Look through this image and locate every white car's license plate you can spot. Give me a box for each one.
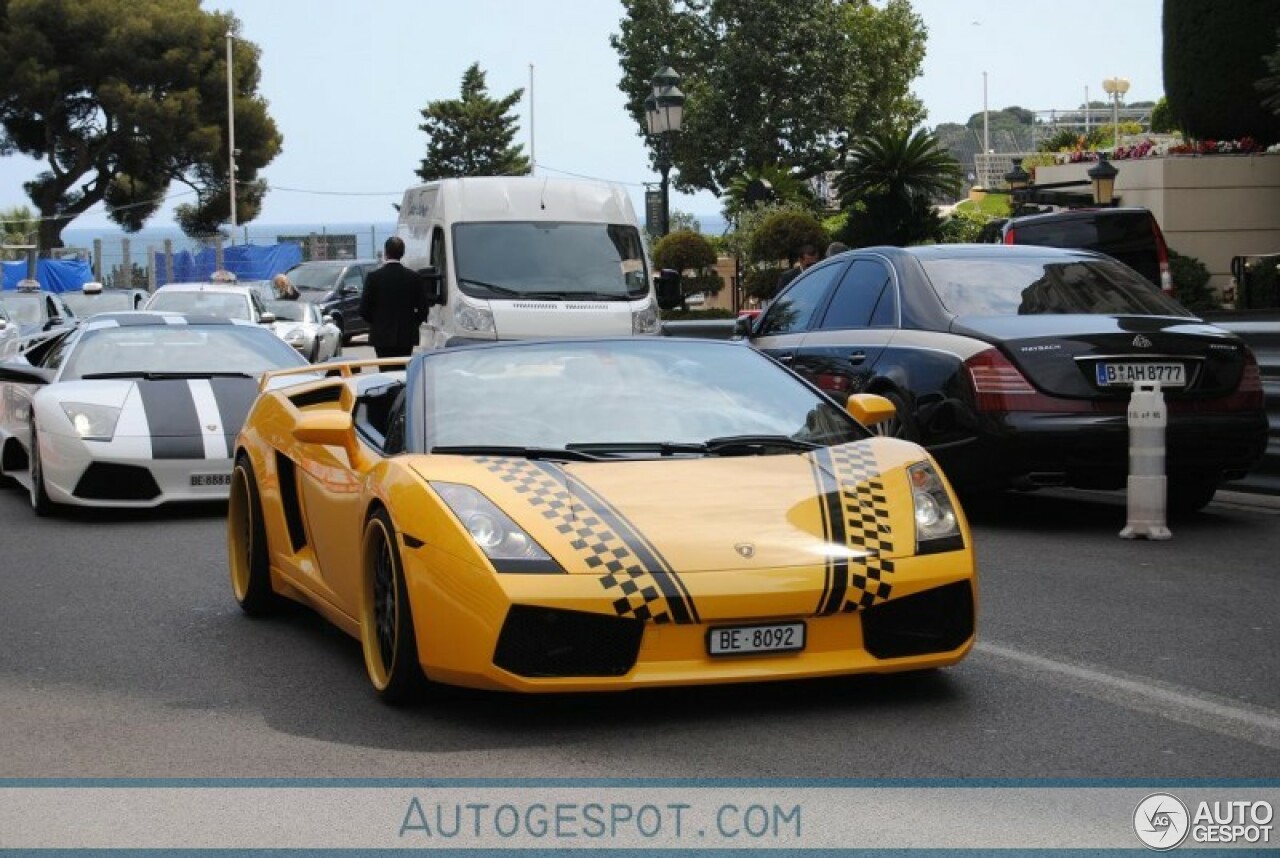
[190,473,232,487]
[707,622,806,656]
[1095,362,1185,387]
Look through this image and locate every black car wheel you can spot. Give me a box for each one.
[360,507,427,704]
[1167,475,1219,515]
[28,423,57,517]
[228,453,280,615]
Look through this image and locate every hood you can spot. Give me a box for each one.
[412,439,927,574]
[951,314,1249,398]
[487,298,637,339]
[48,376,259,458]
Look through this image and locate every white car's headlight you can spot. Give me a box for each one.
[283,328,307,345]
[454,298,495,334]
[908,461,963,554]
[60,402,122,441]
[432,482,559,572]
[631,302,660,335]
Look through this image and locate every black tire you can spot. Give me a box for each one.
[332,314,353,346]
[28,423,57,517]
[1167,475,1218,515]
[360,507,427,705]
[867,390,920,442]
[227,453,279,615]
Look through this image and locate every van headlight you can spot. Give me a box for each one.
[631,302,660,335]
[61,402,122,441]
[908,461,963,554]
[454,298,495,334]
[433,482,560,571]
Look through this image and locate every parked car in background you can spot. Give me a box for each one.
[60,282,147,316]
[978,206,1173,294]
[0,283,77,341]
[744,244,1267,512]
[284,259,378,344]
[228,338,975,701]
[143,282,275,325]
[0,313,309,515]
[265,298,342,362]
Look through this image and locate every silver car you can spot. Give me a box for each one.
[265,298,342,362]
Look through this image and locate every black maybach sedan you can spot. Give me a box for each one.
[745,244,1267,512]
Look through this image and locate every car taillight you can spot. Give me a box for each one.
[1152,219,1173,295]
[965,348,1037,411]
[1003,228,1016,245]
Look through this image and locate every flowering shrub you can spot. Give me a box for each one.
[1048,136,1271,164]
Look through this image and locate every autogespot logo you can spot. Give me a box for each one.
[1134,793,1190,850]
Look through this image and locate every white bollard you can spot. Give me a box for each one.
[1119,381,1172,540]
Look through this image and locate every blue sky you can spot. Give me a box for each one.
[0,0,1163,229]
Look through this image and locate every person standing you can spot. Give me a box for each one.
[360,236,426,358]
[775,243,820,293]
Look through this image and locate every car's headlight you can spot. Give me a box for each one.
[60,402,122,441]
[631,302,660,335]
[432,482,561,572]
[283,328,307,345]
[454,298,495,334]
[908,461,963,554]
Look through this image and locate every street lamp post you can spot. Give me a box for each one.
[1101,76,1130,150]
[226,29,238,231]
[644,66,684,237]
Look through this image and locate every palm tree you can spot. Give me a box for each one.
[835,128,962,247]
[722,165,819,222]
[1,205,38,260]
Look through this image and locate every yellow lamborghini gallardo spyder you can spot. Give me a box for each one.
[228,338,976,702]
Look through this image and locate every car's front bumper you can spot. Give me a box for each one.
[402,543,977,693]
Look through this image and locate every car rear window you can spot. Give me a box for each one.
[1007,212,1161,285]
[920,256,1192,317]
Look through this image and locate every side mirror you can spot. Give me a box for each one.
[846,393,896,428]
[259,312,277,325]
[293,409,366,467]
[418,267,445,307]
[655,269,682,311]
[733,315,754,339]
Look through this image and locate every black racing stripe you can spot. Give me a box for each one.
[137,379,203,459]
[812,448,850,616]
[208,377,259,457]
[540,462,700,625]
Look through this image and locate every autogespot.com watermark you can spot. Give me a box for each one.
[1134,793,1273,850]
[399,797,802,843]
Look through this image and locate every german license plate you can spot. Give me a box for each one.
[1095,362,1185,387]
[707,622,806,656]
[190,472,232,487]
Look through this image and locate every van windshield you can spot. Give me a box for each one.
[287,264,345,292]
[453,222,649,300]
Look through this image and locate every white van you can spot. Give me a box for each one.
[396,176,680,349]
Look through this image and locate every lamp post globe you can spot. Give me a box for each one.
[1102,76,1130,150]
[645,66,684,237]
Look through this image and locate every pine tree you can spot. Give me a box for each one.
[416,64,531,181]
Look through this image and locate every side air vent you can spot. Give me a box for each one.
[274,452,308,552]
[289,387,343,409]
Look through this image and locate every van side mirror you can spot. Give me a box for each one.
[733,314,754,339]
[655,269,682,311]
[419,267,445,307]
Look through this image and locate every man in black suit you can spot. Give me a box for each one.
[360,236,427,358]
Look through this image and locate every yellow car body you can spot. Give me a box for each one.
[229,342,976,700]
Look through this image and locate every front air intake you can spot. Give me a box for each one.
[861,581,975,659]
[494,605,644,677]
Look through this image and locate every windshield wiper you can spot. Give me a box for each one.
[701,435,820,455]
[457,278,522,297]
[429,444,599,462]
[523,291,628,301]
[566,441,708,456]
[80,371,254,380]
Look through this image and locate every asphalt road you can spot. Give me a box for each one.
[1,343,1277,779]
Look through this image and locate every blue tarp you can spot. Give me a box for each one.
[2,259,94,293]
[157,243,303,286]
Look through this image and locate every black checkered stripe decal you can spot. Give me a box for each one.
[809,444,895,614]
[475,458,699,625]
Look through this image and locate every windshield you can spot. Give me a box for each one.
[145,290,252,320]
[420,340,863,452]
[921,257,1192,317]
[0,293,44,325]
[60,324,307,380]
[453,222,648,300]
[287,264,345,292]
[266,300,317,322]
[62,292,135,315]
